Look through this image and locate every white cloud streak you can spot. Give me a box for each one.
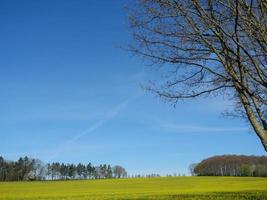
[160,122,249,134]
[49,93,142,160]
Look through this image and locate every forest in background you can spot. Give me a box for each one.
[0,156,127,181]
[193,155,267,177]
[1,155,267,182]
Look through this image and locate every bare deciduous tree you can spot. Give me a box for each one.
[128,0,267,151]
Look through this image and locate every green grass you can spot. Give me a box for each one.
[0,177,267,200]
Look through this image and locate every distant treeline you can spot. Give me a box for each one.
[0,156,127,181]
[193,155,267,177]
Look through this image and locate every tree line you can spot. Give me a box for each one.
[192,155,267,177]
[0,156,127,181]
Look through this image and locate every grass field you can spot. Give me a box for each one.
[0,177,267,200]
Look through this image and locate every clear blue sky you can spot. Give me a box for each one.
[0,0,265,175]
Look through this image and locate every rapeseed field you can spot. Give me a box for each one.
[0,177,267,200]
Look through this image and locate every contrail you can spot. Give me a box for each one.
[49,92,142,160]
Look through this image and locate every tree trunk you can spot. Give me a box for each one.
[239,92,267,151]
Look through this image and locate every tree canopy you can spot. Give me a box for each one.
[193,155,267,177]
[0,156,127,181]
[129,0,267,150]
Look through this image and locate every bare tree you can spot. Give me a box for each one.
[128,0,267,151]
[112,165,127,178]
[189,163,198,176]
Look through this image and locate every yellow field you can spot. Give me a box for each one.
[0,177,267,200]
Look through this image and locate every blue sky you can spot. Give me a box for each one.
[0,0,265,175]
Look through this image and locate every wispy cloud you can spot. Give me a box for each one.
[49,92,142,160]
[160,122,249,134]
